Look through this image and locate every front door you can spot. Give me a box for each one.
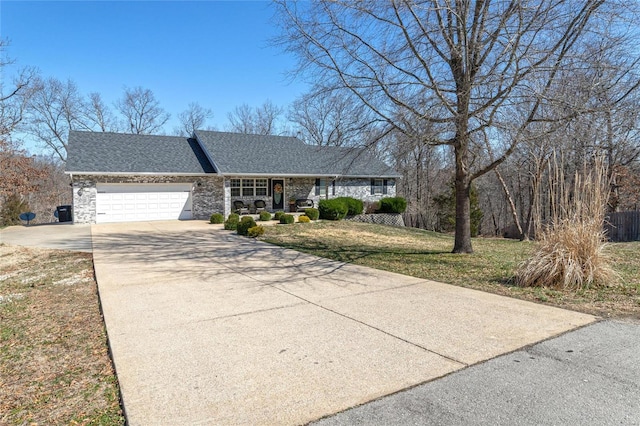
[272,179,284,210]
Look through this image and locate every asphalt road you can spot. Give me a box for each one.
[313,319,640,425]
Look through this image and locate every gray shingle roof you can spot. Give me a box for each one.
[66,131,215,174]
[65,130,399,178]
[194,130,398,177]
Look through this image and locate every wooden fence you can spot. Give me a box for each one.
[605,211,640,242]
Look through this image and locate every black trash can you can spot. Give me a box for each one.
[56,205,72,222]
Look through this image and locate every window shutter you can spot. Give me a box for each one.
[371,179,375,195]
[383,179,388,195]
[315,178,320,196]
[268,179,272,197]
[332,180,336,195]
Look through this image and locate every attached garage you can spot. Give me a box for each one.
[96,183,193,223]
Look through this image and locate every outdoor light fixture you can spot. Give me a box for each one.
[77,188,83,196]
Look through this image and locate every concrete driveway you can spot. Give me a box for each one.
[0,222,92,252]
[91,220,596,425]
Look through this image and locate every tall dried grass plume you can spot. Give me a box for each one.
[516,155,617,290]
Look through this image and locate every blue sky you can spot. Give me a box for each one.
[1,0,309,153]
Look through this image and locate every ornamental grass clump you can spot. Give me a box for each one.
[516,156,617,290]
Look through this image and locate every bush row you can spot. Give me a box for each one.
[216,196,404,228]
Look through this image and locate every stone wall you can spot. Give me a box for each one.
[345,213,405,227]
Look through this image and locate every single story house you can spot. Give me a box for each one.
[65,130,400,224]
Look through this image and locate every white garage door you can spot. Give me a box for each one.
[96,183,193,223]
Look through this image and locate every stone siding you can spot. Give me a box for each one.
[335,178,396,202]
[71,174,397,223]
[72,177,97,224]
[192,176,224,219]
[70,174,223,224]
[286,177,397,206]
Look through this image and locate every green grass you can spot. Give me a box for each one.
[262,221,640,318]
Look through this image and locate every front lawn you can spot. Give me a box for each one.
[262,221,640,319]
[0,244,124,425]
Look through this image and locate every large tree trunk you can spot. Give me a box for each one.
[453,135,473,253]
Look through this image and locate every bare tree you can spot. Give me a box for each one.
[83,92,120,132]
[288,87,376,146]
[226,100,283,135]
[0,41,37,137]
[275,0,634,253]
[115,86,170,135]
[25,77,86,161]
[174,102,213,136]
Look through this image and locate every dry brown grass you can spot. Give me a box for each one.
[0,244,124,425]
[516,156,616,290]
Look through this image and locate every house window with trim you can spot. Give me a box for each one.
[371,179,388,195]
[315,178,335,198]
[242,179,255,196]
[231,178,269,197]
[255,179,268,196]
[230,179,241,197]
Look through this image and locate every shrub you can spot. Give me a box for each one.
[237,216,257,236]
[247,225,265,238]
[224,213,240,230]
[259,211,272,221]
[378,197,407,214]
[304,207,319,221]
[298,215,311,223]
[318,199,348,220]
[209,213,224,224]
[334,197,364,216]
[279,214,295,224]
[0,194,29,227]
[273,211,285,221]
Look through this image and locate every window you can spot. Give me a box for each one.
[371,179,388,195]
[317,178,327,197]
[255,179,268,196]
[315,178,335,197]
[230,179,241,197]
[242,179,254,196]
[230,178,269,197]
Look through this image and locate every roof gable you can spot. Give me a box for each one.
[66,131,215,174]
